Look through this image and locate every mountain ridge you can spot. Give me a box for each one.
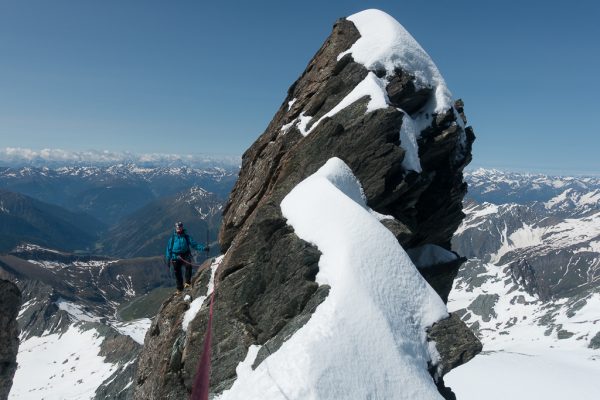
[0,189,106,253]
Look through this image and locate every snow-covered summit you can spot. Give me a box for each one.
[340,9,452,113]
[282,9,465,174]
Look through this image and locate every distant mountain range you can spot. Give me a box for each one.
[0,163,236,257]
[0,164,238,225]
[99,186,223,258]
[466,168,600,204]
[7,163,597,398]
[0,189,106,253]
[449,168,600,352]
[0,148,240,169]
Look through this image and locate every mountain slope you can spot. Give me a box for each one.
[446,169,600,399]
[0,189,105,252]
[98,186,223,258]
[1,245,174,399]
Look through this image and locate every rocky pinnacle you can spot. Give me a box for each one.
[133,13,478,399]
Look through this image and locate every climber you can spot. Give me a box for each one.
[166,221,210,293]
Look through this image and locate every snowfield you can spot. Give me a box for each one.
[216,158,447,399]
[445,346,600,400]
[11,326,117,400]
[447,261,600,400]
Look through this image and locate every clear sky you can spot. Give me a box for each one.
[0,0,598,174]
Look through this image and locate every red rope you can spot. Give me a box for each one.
[178,255,208,269]
[190,268,218,400]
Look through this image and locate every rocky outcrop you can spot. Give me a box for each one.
[589,331,600,349]
[418,256,467,303]
[427,313,482,400]
[427,313,482,377]
[134,10,477,399]
[508,259,552,301]
[0,280,21,400]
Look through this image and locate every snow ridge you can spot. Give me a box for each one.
[218,158,447,399]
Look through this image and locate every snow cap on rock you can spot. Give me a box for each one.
[340,8,453,114]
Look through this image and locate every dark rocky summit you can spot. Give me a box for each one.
[0,279,21,400]
[133,15,478,399]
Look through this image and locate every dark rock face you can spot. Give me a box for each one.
[468,294,500,322]
[427,313,482,377]
[418,257,467,303]
[508,259,552,301]
[0,280,21,400]
[427,313,482,400]
[218,19,363,251]
[589,331,600,349]
[93,323,141,400]
[133,15,477,399]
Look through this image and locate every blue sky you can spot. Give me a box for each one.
[0,0,598,174]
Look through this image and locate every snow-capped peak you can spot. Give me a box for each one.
[281,10,462,174]
[340,9,452,114]
[545,188,600,212]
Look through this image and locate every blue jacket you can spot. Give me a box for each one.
[166,230,206,260]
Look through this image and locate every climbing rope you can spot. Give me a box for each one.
[189,259,219,400]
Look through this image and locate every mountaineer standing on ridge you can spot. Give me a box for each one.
[166,221,209,293]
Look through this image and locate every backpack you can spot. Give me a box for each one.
[169,232,191,257]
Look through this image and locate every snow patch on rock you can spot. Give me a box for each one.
[340,9,453,114]
[182,256,222,331]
